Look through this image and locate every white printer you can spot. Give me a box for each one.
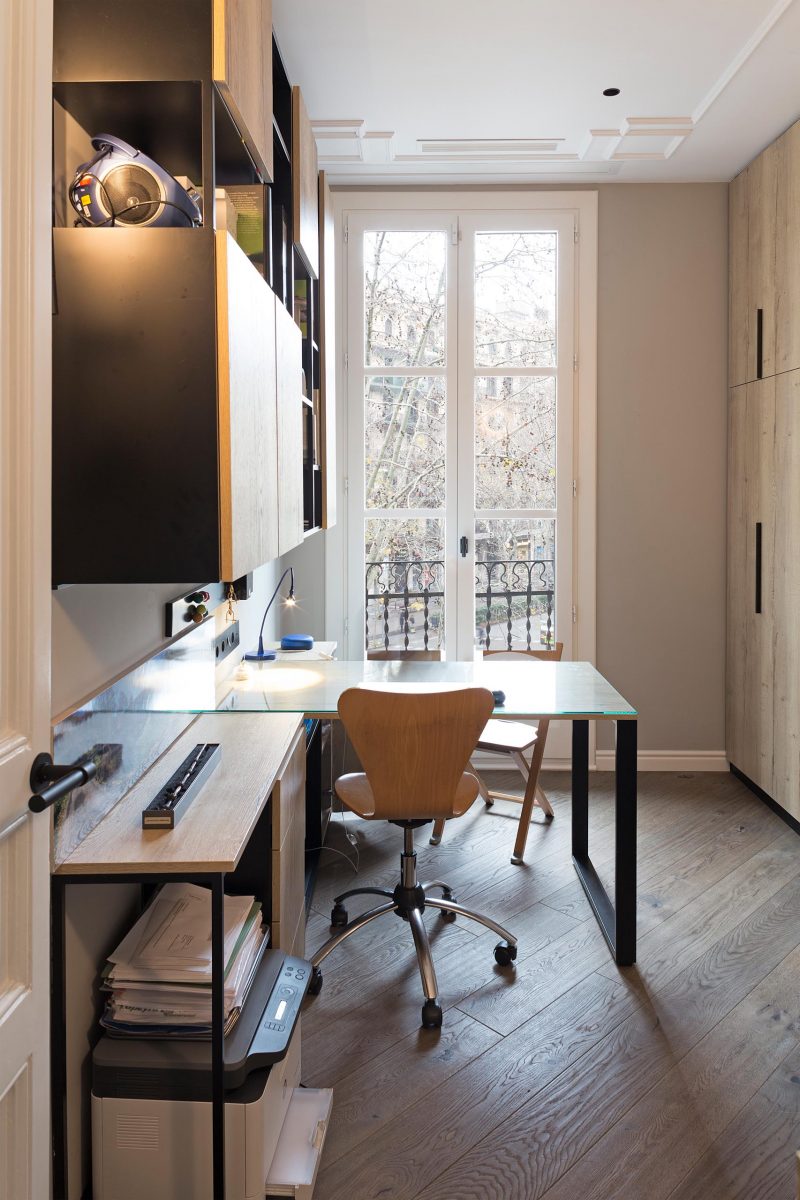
[91,951,309,1200]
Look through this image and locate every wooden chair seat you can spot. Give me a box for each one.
[335,770,480,820]
[477,719,538,754]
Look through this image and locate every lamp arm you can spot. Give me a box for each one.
[256,567,295,651]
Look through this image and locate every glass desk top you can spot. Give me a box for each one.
[210,660,637,721]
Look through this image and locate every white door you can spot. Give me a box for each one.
[0,0,54,1195]
[345,206,575,668]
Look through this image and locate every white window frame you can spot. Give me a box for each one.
[326,190,597,766]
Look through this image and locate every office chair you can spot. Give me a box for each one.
[430,643,564,864]
[307,684,518,1028]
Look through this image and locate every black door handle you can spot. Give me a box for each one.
[28,753,97,813]
[460,536,468,558]
[755,521,762,614]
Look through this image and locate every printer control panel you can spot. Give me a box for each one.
[249,956,309,1063]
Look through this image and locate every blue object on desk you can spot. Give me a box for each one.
[280,634,314,651]
[492,689,506,706]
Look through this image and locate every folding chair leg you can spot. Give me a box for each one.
[429,817,446,846]
[511,731,548,864]
[535,783,554,819]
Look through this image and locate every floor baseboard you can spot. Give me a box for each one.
[476,750,729,773]
[595,750,729,772]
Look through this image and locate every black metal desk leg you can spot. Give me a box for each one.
[572,720,589,859]
[211,874,225,1198]
[51,877,67,1200]
[614,719,637,966]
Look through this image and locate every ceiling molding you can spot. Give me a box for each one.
[691,0,796,123]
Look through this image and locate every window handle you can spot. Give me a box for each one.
[460,536,468,558]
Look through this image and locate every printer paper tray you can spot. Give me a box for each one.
[265,1087,333,1199]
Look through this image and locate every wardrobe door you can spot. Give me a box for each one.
[775,121,800,376]
[771,368,800,819]
[729,169,749,388]
[747,143,778,382]
[726,378,775,792]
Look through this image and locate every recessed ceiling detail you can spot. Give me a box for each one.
[283,0,800,184]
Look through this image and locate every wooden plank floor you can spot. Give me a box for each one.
[300,770,800,1200]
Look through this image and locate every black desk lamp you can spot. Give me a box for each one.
[244,567,296,661]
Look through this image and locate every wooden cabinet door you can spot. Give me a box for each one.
[726,378,775,793]
[771,368,800,819]
[217,232,279,579]
[275,298,304,554]
[729,169,749,388]
[775,120,800,377]
[291,85,319,278]
[318,171,336,529]
[271,728,306,952]
[746,142,779,382]
[213,0,273,182]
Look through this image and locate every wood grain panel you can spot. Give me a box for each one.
[729,169,749,388]
[216,231,278,579]
[213,0,273,182]
[775,119,800,376]
[275,298,304,553]
[726,378,776,795]
[291,86,319,277]
[318,171,336,528]
[56,713,303,874]
[271,727,306,950]
[747,140,779,381]
[771,367,800,821]
[273,725,305,849]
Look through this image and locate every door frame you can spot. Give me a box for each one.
[327,189,597,767]
[0,0,54,1193]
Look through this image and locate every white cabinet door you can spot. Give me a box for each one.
[0,0,53,1196]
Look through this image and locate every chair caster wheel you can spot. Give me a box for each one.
[330,904,348,929]
[308,967,323,996]
[421,999,443,1028]
[494,941,517,967]
[439,892,457,922]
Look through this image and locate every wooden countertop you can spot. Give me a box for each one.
[56,712,304,876]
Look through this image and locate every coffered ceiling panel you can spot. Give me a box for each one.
[273,0,800,183]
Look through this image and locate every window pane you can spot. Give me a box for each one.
[365,518,444,652]
[364,231,446,367]
[474,518,555,650]
[365,376,445,509]
[475,376,555,510]
[474,232,556,367]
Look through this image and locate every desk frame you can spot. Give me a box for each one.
[51,869,228,1200]
[571,719,637,965]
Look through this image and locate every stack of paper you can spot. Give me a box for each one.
[100,881,268,1038]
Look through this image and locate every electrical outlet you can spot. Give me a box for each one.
[214,622,240,664]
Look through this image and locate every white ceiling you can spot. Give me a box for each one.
[273,0,800,184]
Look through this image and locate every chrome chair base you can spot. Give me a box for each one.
[308,827,518,1028]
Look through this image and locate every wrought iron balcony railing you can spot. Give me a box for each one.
[365,557,555,653]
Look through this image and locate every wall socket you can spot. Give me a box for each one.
[214,621,240,664]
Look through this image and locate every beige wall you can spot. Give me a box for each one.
[595,184,728,751]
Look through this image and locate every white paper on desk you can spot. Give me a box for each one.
[108,881,254,978]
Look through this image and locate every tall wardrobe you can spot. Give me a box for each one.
[727,117,800,825]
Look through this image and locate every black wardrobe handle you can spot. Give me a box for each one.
[756,308,763,380]
[755,522,762,614]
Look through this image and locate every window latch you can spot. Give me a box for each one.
[460,536,468,558]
